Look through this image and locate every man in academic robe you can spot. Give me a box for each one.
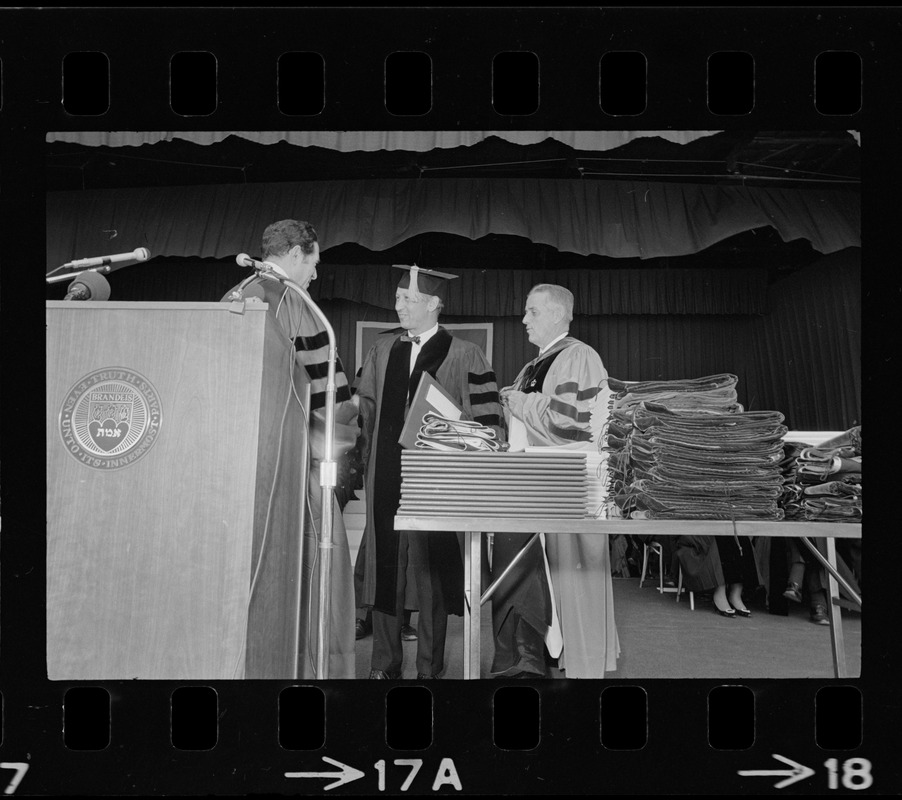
[356,265,505,679]
[222,218,359,679]
[494,283,620,678]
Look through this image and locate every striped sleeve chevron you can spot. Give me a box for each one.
[468,367,503,429]
[518,339,608,447]
[292,328,353,411]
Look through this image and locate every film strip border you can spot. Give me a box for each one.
[0,7,880,128]
[1,5,898,796]
[5,683,867,752]
[0,681,872,794]
[6,50,865,119]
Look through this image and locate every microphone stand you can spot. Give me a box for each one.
[243,266,338,680]
[45,266,109,284]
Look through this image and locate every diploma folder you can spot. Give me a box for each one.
[399,450,589,518]
[398,371,463,449]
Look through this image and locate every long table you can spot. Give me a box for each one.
[394,517,862,679]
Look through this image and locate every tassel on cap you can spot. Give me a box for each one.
[393,264,459,300]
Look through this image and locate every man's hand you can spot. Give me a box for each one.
[500,387,527,421]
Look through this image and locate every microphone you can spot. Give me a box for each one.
[236,253,272,271]
[63,270,112,301]
[62,247,150,271]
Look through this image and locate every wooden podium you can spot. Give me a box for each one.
[46,300,310,679]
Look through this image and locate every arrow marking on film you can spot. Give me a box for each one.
[285,757,365,790]
[738,753,815,789]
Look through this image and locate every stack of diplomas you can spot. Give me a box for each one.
[526,447,609,517]
[398,450,589,518]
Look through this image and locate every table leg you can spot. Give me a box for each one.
[800,536,853,679]
[825,537,847,679]
[463,530,482,679]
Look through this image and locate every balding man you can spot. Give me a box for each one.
[493,283,619,678]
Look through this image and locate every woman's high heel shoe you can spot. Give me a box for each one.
[713,603,736,618]
[728,587,750,617]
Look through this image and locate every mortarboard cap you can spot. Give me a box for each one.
[393,264,458,300]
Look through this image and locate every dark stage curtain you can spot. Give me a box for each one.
[46,178,859,271]
[240,299,766,399]
[52,249,859,430]
[315,264,768,316]
[45,258,771,319]
[308,269,861,430]
[753,249,861,429]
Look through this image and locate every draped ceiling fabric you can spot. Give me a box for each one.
[46,178,860,271]
[46,130,722,152]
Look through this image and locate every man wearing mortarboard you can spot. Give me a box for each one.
[356,264,506,679]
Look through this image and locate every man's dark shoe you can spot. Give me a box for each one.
[401,623,417,641]
[810,604,830,625]
[496,670,544,679]
[783,581,803,603]
[355,618,371,640]
[369,668,402,679]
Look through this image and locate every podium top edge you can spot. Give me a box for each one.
[46,301,270,311]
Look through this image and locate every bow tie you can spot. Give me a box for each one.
[400,334,421,345]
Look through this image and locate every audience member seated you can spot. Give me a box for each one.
[782,537,860,625]
[758,535,860,625]
[782,538,830,624]
[675,534,761,618]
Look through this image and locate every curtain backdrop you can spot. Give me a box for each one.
[314,265,768,316]
[44,259,769,316]
[46,130,721,152]
[319,252,860,429]
[47,178,860,270]
[47,249,860,430]
[753,249,861,429]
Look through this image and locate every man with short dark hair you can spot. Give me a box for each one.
[223,219,359,678]
[260,219,320,277]
[356,265,505,679]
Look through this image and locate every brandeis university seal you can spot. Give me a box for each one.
[59,368,162,470]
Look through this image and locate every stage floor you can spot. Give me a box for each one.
[353,576,861,680]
